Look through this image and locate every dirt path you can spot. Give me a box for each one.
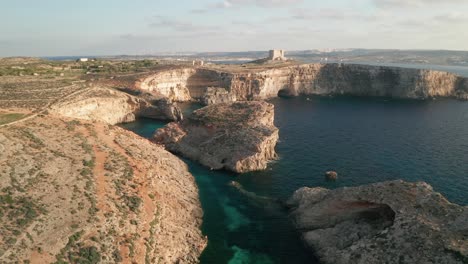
[0,83,88,128]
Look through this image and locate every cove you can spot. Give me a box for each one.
[121,96,468,263]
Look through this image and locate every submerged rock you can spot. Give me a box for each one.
[325,171,338,181]
[287,180,468,264]
[153,101,279,173]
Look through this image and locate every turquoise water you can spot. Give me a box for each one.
[121,96,468,263]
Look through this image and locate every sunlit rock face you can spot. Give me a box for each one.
[50,87,181,125]
[287,180,468,264]
[229,64,468,100]
[137,68,230,102]
[137,64,468,102]
[153,101,279,173]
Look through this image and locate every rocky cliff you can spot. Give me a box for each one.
[136,64,468,102]
[50,87,181,125]
[0,116,206,263]
[287,180,468,264]
[153,101,279,173]
[229,64,468,100]
[137,68,229,102]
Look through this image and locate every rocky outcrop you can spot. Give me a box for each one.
[0,116,206,263]
[287,180,468,264]
[153,101,279,173]
[50,87,181,125]
[136,64,468,102]
[201,87,237,105]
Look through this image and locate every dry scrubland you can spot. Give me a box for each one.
[0,116,205,263]
[0,58,206,263]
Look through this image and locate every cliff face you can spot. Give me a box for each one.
[137,68,229,102]
[50,87,181,125]
[153,101,279,173]
[230,64,468,100]
[0,116,206,263]
[287,180,468,264]
[136,64,468,102]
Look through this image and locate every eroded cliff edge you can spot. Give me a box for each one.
[153,101,279,173]
[287,180,468,264]
[50,87,182,125]
[136,63,468,102]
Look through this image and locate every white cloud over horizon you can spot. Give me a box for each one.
[0,0,467,56]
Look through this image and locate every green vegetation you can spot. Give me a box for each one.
[124,195,142,212]
[54,231,101,264]
[0,113,26,125]
[145,205,161,264]
[20,129,45,148]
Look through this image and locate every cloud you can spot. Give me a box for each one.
[290,8,376,21]
[148,16,220,33]
[433,12,468,23]
[373,0,465,8]
[192,0,303,13]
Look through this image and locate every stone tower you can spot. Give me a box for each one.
[268,50,286,60]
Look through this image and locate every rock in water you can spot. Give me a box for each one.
[153,101,279,173]
[287,180,468,264]
[325,171,338,181]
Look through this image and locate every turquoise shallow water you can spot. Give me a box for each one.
[121,96,468,264]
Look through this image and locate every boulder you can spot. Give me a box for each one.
[325,171,338,181]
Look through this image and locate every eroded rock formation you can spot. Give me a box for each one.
[136,64,468,102]
[50,87,181,125]
[287,180,468,264]
[153,101,279,173]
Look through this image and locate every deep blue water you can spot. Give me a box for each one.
[121,96,468,264]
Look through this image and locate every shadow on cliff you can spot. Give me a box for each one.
[186,69,230,99]
[313,63,405,97]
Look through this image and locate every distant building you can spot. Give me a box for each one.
[77,58,89,62]
[268,50,286,61]
[193,60,204,66]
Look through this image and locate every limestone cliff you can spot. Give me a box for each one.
[137,68,229,102]
[50,87,181,125]
[229,64,468,100]
[153,101,279,173]
[287,180,468,264]
[0,116,206,263]
[201,87,237,105]
[136,64,468,102]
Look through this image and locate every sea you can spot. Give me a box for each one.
[120,64,468,264]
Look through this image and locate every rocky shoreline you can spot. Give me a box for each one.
[287,180,468,264]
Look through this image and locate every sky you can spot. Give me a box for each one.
[0,0,467,56]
